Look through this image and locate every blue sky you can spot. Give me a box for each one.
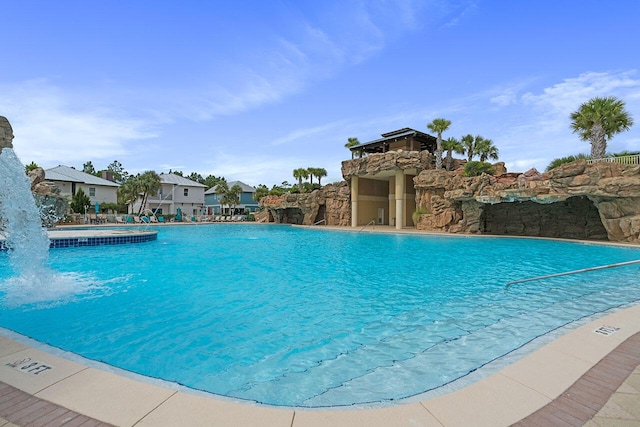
[2,0,639,186]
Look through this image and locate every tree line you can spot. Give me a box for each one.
[345,96,635,175]
[345,120,500,176]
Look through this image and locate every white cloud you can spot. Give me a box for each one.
[0,80,157,167]
[521,70,640,114]
[270,120,349,146]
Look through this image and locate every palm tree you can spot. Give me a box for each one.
[570,96,634,160]
[215,180,229,215]
[293,168,309,191]
[136,171,161,215]
[314,167,327,185]
[223,184,242,215]
[345,137,360,148]
[117,177,141,212]
[460,134,475,162]
[345,137,360,159]
[441,137,465,171]
[475,138,499,162]
[426,118,452,170]
[307,167,316,185]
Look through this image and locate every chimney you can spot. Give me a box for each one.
[102,171,115,182]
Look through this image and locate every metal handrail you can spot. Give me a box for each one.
[359,219,377,232]
[313,218,326,226]
[505,259,640,291]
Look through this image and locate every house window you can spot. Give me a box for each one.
[184,188,189,197]
[89,187,96,196]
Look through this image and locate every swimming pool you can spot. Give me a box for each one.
[1,224,639,407]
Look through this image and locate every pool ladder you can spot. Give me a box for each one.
[359,219,377,232]
[505,259,640,291]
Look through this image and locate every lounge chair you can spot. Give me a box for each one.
[125,215,134,224]
[116,216,125,224]
[141,216,150,223]
[158,216,165,223]
[134,216,142,224]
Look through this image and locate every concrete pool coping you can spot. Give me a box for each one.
[0,303,638,426]
[1,225,639,426]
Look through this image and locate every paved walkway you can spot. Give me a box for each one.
[1,333,639,426]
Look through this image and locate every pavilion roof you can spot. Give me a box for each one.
[349,128,437,155]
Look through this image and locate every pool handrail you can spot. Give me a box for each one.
[359,219,377,232]
[505,259,640,291]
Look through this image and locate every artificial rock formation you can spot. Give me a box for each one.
[0,116,14,152]
[414,161,640,243]
[28,167,68,227]
[260,149,640,243]
[341,150,434,180]
[0,116,67,227]
[260,182,351,226]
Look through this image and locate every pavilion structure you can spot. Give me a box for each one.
[345,128,437,230]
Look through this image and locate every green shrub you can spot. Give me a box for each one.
[69,188,91,213]
[412,206,431,225]
[463,161,495,177]
[545,153,590,171]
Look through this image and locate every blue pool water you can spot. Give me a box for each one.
[1,224,639,407]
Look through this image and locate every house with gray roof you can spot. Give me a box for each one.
[45,165,119,207]
[139,173,207,217]
[204,181,258,215]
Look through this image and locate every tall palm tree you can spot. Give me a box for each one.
[293,168,309,191]
[570,96,634,159]
[117,177,140,211]
[314,167,327,185]
[441,137,465,171]
[223,184,242,215]
[475,138,499,162]
[215,180,229,215]
[307,167,316,185]
[136,171,161,215]
[460,134,475,162]
[345,137,360,159]
[427,118,452,170]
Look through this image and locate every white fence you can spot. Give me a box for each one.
[586,154,640,165]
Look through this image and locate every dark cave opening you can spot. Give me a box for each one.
[479,196,608,240]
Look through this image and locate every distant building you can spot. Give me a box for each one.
[204,181,258,215]
[45,165,119,208]
[139,173,206,217]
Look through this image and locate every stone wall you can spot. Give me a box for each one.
[414,161,640,243]
[259,182,351,226]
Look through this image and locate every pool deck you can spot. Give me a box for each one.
[1,224,639,426]
[0,304,638,426]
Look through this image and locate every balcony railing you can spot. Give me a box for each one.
[587,154,640,165]
[147,194,173,201]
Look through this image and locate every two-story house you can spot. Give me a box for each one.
[204,181,258,215]
[45,165,119,209]
[141,173,207,217]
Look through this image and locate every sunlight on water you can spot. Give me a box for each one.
[0,148,94,306]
